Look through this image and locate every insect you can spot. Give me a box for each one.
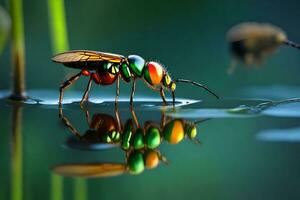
[54,106,206,177]
[226,22,300,73]
[52,50,219,106]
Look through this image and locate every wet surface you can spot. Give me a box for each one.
[1,88,300,200]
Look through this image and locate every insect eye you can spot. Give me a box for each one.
[163,74,171,87]
[170,82,176,91]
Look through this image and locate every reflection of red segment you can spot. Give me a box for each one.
[92,72,117,85]
[81,70,91,76]
[148,62,163,85]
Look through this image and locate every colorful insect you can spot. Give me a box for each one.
[52,50,219,106]
[54,106,206,177]
[226,22,300,73]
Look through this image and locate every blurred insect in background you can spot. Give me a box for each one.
[53,107,207,177]
[52,50,219,107]
[226,22,300,74]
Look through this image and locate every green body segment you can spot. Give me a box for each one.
[128,151,145,174]
[101,132,112,143]
[127,55,145,77]
[144,67,152,84]
[145,127,161,149]
[110,130,121,141]
[120,63,132,82]
[132,128,145,149]
[121,121,133,150]
[101,131,120,143]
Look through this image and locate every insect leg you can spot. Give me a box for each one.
[115,75,120,105]
[60,107,82,138]
[172,91,176,107]
[114,104,122,131]
[160,87,167,105]
[80,77,92,106]
[130,78,136,106]
[59,72,82,105]
[130,106,140,128]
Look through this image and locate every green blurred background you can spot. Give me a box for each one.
[1,0,300,98]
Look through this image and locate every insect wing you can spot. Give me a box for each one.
[52,163,126,178]
[52,50,126,63]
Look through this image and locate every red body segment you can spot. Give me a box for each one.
[81,70,91,76]
[91,72,117,85]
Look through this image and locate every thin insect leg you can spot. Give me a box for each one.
[160,112,167,128]
[80,105,91,126]
[130,106,140,128]
[130,78,136,106]
[160,87,167,105]
[80,77,92,106]
[172,91,176,107]
[227,59,237,75]
[60,108,82,138]
[59,72,82,105]
[115,75,120,105]
[115,104,121,131]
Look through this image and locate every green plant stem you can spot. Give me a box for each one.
[11,105,23,200]
[9,0,26,100]
[74,178,87,200]
[48,0,69,54]
[51,175,64,200]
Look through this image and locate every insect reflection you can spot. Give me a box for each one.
[226,22,300,73]
[52,107,208,177]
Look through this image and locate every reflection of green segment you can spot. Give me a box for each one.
[102,131,121,143]
[163,120,175,142]
[110,131,120,142]
[128,151,145,174]
[145,127,161,149]
[132,128,144,149]
[121,120,133,150]
[128,55,145,77]
[120,63,132,82]
[185,124,197,139]
[101,132,112,143]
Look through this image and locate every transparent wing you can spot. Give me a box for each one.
[52,163,126,178]
[52,50,126,63]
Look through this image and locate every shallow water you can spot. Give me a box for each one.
[1,89,300,200]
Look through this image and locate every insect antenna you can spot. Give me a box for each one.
[174,79,220,99]
[284,40,300,50]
